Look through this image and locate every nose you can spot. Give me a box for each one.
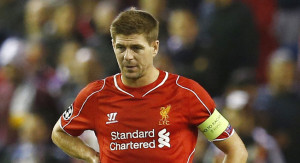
[124,49,134,61]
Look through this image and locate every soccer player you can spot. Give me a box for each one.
[51,8,248,163]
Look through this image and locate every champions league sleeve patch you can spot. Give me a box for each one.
[63,104,74,120]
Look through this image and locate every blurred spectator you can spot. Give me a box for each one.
[0,37,62,162]
[0,1,299,162]
[0,37,25,158]
[253,48,300,162]
[49,41,103,110]
[76,0,98,40]
[153,54,175,74]
[197,0,259,96]
[1,113,70,163]
[138,0,168,21]
[241,0,279,83]
[277,0,300,9]
[24,0,51,40]
[86,0,119,76]
[50,2,79,40]
[297,37,300,93]
[44,1,83,68]
[0,0,25,40]
[118,0,137,11]
[298,37,300,71]
[48,45,103,163]
[273,0,300,54]
[0,37,60,150]
[166,0,200,13]
[166,9,208,90]
[138,0,169,45]
[6,38,59,128]
[201,68,285,162]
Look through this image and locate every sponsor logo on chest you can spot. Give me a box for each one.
[108,105,172,151]
[109,128,170,151]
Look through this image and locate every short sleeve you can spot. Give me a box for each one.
[177,78,215,126]
[60,80,104,136]
[177,77,234,141]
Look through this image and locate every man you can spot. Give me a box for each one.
[52,8,248,163]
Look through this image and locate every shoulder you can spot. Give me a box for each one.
[80,74,118,93]
[173,74,205,93]
[77,73,120,96]
[74,79,107,105]
[163,71,205,92]
[172,73,215,110]
[81,80,105,94]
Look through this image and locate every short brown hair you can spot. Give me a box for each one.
[110,8,159,44]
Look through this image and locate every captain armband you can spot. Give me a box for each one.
[198,109,229,141]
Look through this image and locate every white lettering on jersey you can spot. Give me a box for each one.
[109,129,172,150]
[158,128,170,148]
[106,112,118,124]
[111,129,155,140]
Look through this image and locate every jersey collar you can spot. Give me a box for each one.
[114,70,168,98]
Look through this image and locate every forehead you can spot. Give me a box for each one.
[114,34,148,45]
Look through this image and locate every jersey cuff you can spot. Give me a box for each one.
[59,117,75,137]
[212,129,235,142]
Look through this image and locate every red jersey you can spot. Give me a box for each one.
[60,70,234,163]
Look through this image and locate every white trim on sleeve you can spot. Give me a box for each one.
[175,75,212,115]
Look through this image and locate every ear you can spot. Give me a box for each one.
[152,40,159,57]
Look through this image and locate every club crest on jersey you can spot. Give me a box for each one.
[63,104,73,120]
[159,105,171,125]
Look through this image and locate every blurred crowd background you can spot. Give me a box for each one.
[0,0,299,162]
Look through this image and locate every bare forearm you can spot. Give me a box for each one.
[52,131,96,160]
[51,121,99,163]
[214,132,248,163]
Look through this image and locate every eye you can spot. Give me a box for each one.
[131,45,144,52]
[116,45,125,52]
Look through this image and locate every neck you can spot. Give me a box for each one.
[121,67,160,88]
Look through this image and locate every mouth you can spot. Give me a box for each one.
[124,65,138,71]
[125,66,136,68]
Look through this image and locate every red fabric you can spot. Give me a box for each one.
[60,70,233,162]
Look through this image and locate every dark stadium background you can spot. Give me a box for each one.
[0,0,299,162]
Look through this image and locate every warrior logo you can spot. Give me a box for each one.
[158,128,170,148]
[63,105,73,120]
[106,112,118,124]
[159,105,171,125]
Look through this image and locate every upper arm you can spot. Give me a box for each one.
[176,77,216,125]
[51,118,70,145]
[60,80,104,136]
[177,77,234,141]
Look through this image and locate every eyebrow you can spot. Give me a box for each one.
[115,43,145,48]
[115,43,125,47]
[130,44,144,49]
